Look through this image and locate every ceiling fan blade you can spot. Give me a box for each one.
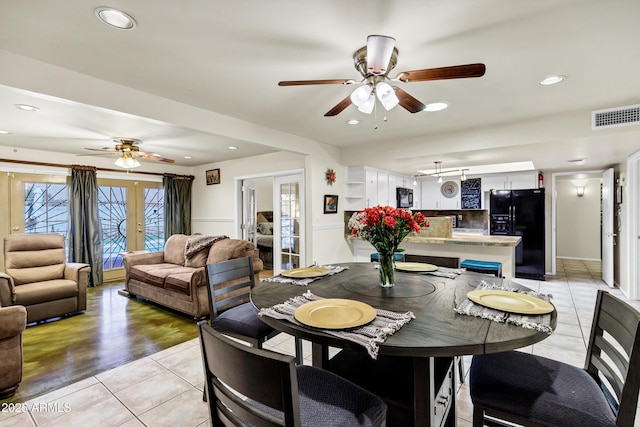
[77,152,118,157]
[393,87,426,113]
[397,63,486,83]
[324,95,353,117]
[367,35,396,75]
[278,79,355,86]
[85,147,117,153]
[137,151,175,163]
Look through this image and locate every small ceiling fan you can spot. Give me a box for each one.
[278,35,486,116]
[84,138,175,168]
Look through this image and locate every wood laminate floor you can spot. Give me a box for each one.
[4,282,200,404]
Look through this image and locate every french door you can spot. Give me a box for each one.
[273,173,305,273]
[95,178,164,281]
[6,173,163,281]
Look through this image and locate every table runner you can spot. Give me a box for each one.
[258,290,415,359]
[261,265,348,286]
[454,281,553,334]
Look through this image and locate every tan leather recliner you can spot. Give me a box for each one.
[0,304,27,398]
[0,233,91,323]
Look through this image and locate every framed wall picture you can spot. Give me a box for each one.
[324,195,338,214]
[206,168,220,185]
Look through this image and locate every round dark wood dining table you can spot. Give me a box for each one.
[251,262,557,427]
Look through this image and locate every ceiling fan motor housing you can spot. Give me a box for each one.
[353,46,399,78]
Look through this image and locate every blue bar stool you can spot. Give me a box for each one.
[460,259,502,277]
[370,253,405,262]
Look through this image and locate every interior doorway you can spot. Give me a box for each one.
[238,170,305,275]
[551,170,611,286]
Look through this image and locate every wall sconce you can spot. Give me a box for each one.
[576,186,585,197]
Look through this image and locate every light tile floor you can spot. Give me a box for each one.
[2,259,638,427]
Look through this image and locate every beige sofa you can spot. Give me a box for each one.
[123,234,263,319]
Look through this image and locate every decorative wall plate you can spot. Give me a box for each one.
[441,181,459,198]
[325,168,336,185]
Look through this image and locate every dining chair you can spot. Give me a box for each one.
[469,289,640,427]
[205,256,302,364]
[198,322,387,427]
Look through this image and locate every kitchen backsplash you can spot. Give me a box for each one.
[343,209,488,235]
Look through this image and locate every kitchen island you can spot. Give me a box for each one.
[348,233,522,279]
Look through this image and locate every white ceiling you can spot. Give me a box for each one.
[0,0,639,175]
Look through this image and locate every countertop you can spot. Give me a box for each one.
[402,233,521,247]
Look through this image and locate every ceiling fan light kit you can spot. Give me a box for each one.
[278,34,485,118]
[114,153,141,169]
[84,138,175,168]
[375,82,399,110]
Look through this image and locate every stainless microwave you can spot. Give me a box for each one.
[396,187,413,208]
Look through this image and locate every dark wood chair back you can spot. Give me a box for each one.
[199,322,301,426]
[586,290,640,425]
[206,256,255,318]
[403,254,459,268]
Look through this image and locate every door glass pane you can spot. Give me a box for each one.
[245,185,256,243]
[98,186,127,270]
[24,182,69,238]
[144,187,164,252]
[280,182,300,270]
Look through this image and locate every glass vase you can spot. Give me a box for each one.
[378,250,396,288]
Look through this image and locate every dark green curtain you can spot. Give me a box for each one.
[69,166,104,287]
[163,174,193,238]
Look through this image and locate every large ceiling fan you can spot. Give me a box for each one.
[84,138,175,168]
[278,35,486,116]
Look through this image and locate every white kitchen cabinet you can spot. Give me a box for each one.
[365,168,378,206]
[420,179,461,209]
[481,175,507,192]
[388,174,415,208]
[420,180,441,209]
[346,166,415,209]
[507,172,537,189]
[377,171,389,206]
[481,171,538,191]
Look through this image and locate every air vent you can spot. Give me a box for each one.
[592,104,640,130]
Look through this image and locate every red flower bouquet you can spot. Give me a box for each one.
[348,205,429,287]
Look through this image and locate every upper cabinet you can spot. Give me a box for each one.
[420,171,539,210]
[481,172,538,192]
[345,166,414,210]
[420,179,461,209]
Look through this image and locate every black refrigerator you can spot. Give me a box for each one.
[490,189,545,280]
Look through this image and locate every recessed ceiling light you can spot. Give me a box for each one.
[95,7,137,30]
[346,119,360,125]
[0,130,10,134]
[183,156,192,159]
[14,104,40,112]
[539,75,566,86]
[228,146,238,150]
[424,102,448,112]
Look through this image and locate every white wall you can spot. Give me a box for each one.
[556,178,601,260]
[244,176,273,212]
[304,154,352,266]
[191,151,305,237]
[190,147,353,266]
